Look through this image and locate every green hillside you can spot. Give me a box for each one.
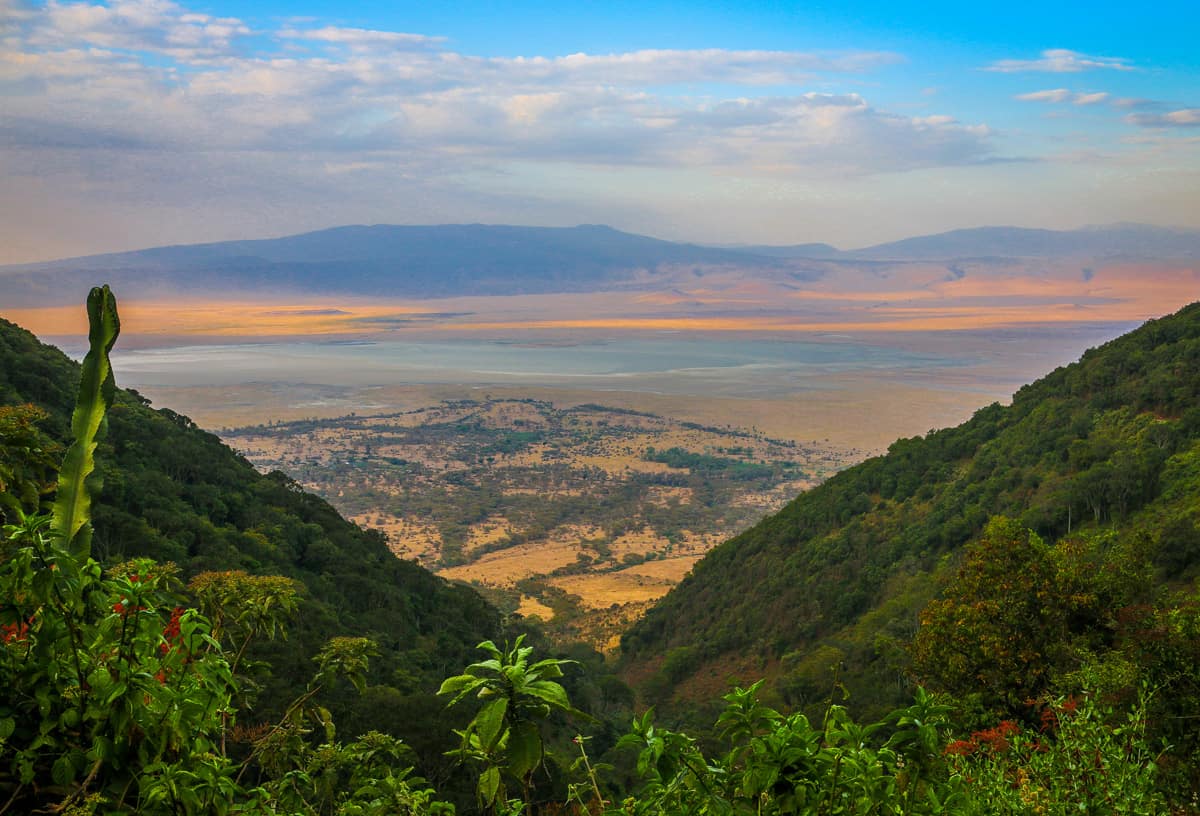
[5,295,1200,812]
[623,302,1200,715]
[0,315,503,781]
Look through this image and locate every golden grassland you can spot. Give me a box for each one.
[222,398,847,652]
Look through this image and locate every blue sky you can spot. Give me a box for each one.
[1,0,1197,262]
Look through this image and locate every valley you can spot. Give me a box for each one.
[222,396,858,650]
[6,0,1200,806]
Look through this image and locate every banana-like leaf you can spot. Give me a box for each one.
[51,285,120,556]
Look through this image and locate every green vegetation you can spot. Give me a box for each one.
[4,290,1200,812]
[623,302,1200,725]
[644,446,777,481]
[0,306,509,800]
[439,636,589,809]
[0,289,451,812]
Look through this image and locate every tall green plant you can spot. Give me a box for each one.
[440,635,588,812]
[51,284,120,556]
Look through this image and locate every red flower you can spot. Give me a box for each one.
[944,739,976,757]
[1,621,30,644]
[162,607,184,641]
[970,720,1020,753]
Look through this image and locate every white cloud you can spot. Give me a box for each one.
[0,1,983,175]
[28,0,250,59]
[1014,89,1111,106]
[278,25,442,50]
[1015,89,1071,103]
[0,0,1023,259]
[1127,108,1200,128]
[986,49,1133,73]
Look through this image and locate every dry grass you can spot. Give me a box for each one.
[348,513,441,563]
[438,539,582,586]
[515,595,555,621]
[464,516,514,557]
[548,571,676,610]
[621,555,704,583]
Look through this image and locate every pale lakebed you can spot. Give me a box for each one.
[50,323,1138,448]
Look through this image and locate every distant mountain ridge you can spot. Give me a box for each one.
[743,223,1200,261]
[0,224,775,306]
[1,222,1196,307]
[846,223,1200,261]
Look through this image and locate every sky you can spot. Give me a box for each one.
[2,0,1199,263]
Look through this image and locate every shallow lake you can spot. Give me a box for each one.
[107,335,975,398]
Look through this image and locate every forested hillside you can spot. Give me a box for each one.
[0,314,505,784]
[5,294,1200,812]
[624,301,1200,717]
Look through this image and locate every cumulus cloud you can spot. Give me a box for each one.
[1,0,986,174]
[26,0,251,59]
[986,49,1133,73]
[0,0,1014,259]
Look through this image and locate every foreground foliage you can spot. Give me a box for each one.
[3,290,1197,813]
[0,287,450,813]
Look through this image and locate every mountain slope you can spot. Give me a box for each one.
[849,223,1200,260]
[7,222,1196,309]
[0,315,502,770]
[739,224,1200,261]
[0,224,778,306]
[622,301,1200,713]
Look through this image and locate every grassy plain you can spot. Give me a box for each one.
[222,396,852,650]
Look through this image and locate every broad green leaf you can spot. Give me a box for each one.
[475,640,502,659]
[52,753,75,786]
[438,675,487,707]
[51,285,120,556]
[88,736,114,763]
[522,680,571,710]
[478,765,500,806]
[507,720,541,780]
[475,697,508,750]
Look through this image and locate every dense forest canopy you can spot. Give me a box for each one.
[624,303,1200,712]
